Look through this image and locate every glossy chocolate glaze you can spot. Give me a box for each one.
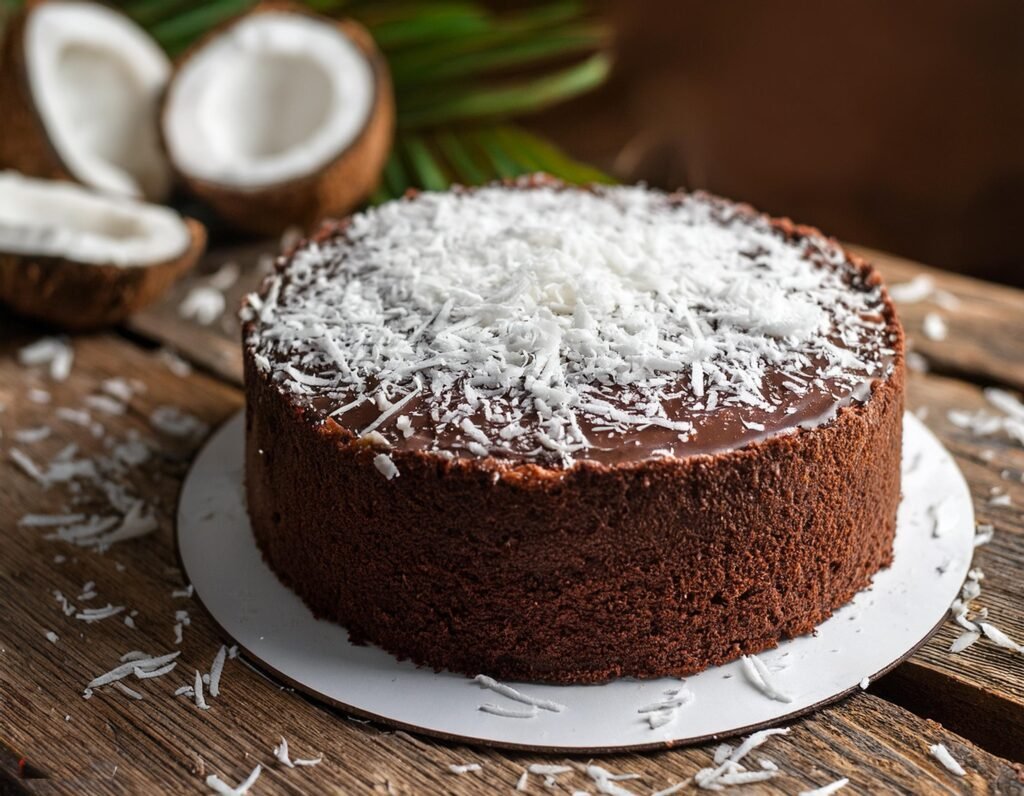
[254,183,899,468]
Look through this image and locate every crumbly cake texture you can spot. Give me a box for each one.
[242,176,905,683]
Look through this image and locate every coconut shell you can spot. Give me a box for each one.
[165,10,395,236]
[0,218,206,331]
[0,6,75,185]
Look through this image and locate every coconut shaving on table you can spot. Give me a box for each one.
[242,179,897,470]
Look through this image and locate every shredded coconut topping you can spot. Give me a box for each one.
[244,180,894,466]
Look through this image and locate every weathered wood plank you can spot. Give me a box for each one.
[852,245,1024,393]
[1,317,1022,792]
[124,241,269,386]
[878,370,1024,761]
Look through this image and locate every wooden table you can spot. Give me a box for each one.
[1,241,1022,794]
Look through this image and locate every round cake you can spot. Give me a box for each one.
[241,175,905,684]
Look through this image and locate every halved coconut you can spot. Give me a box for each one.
[0,1,172,201]
[0,172,205,330]
[162,7,394,236]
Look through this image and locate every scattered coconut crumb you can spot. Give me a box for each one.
[85,394,126,415]
[888,275,935,304]
[973,524,994,547]
[859,677,870,690]
[929,743,966,777]
[44,631,58,644]
[209,645,227,697]
[479,703,537,718]
[587,764,641,795]
[651,782,688,796]
[193,670,209,710]
[150,405,208,439]
[448,763,482,774]
[473,674,566,712]
[14,426,51,443]
[75,604,125,623]
[922,313,947,341]
[740,655,793,703]
[180,285,227,325]
[373,452,399,480]
[692,728,789,791]
[273,737,322,768]
[950,630,981,653]
[20,513,85,527]
[206,764,261,795]
[988,492,1012,507]
[978,622,1024,653]
[172,584,194,599]
[115,682,144,700]
[799,778,850,795]
[18,336,74,381]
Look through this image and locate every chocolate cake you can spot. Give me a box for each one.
[241,176,905,684]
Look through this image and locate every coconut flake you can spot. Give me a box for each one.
[922,313,947,341]
[209,645,227,697]
[929,743,966,776]
[75,604,124,622]
[799,779,850,796]
[180,285,226,325]
[479,703,537,719]
[888,275,935,303]
[973,524,994,547]
[193,669,209,710]
[978,622,1024,652]
[373,453,399,480]
[20,513,86,527]
[949,630,981,653]
[473,674,566,713]
[115,682,144,700]
[88,651,180,689]
[448,763,482,774]
[18,336,74,381]
[44,631,58,644]
[150,406,208,438]
[586,764,640,795]
[14,426,52,443]
[740,655,793,703]
[206,764,262,795]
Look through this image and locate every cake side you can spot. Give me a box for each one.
[244,347,902,683]
[241,178,905,683]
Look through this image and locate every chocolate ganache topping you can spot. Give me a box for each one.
[242,179,898,469]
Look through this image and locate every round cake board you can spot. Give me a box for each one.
[177,411,974,753]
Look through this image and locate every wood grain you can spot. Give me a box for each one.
[2,235,1024,792]
[853,245,1024,393]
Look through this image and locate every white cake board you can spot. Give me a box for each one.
[177,411,974,752]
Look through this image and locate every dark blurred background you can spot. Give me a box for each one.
[532,0,1024,287]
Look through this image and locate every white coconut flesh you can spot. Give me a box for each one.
[24,2,172,201]
[163,11,375,190]
[0,172,190,267]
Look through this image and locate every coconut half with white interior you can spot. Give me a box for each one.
[162,7,394,236]
[0,1,172,202]
[0,172,205,330]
